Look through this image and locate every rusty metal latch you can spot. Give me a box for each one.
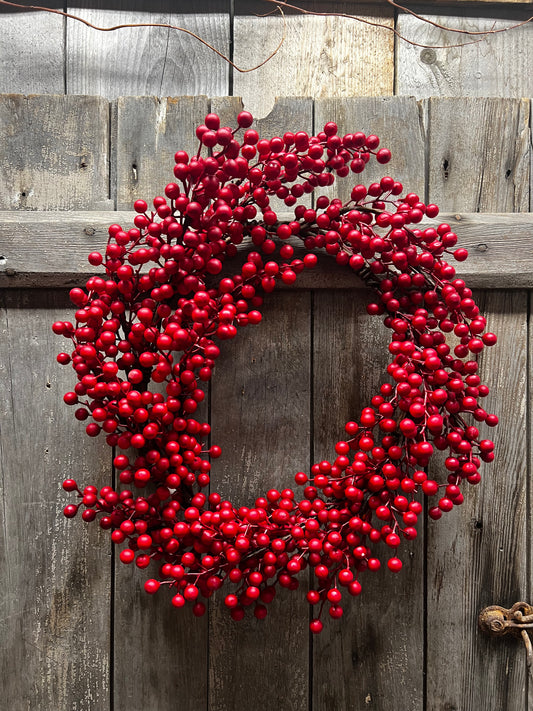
[479,602,533,673]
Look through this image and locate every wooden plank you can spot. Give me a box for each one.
[397,10,533,99]
[0,3,64,94]
[115,95,210,210]
[321,0,532,3]
[315,96,426,204]
[428,98,530,213]
[66,0,230,98]
[212,95,314,146]
[1,211,533,288]
[426,290,528,711]
[112,427,209,711]
[0,290,111,710]
[208,291,311,711]
[529,291,533,711]
[207,95,313,711]
[211,95,315,210]
[426,96,530,710]
[0,91,112,709]
[312,95,426,711]
[312,290,424,711]
[111,93,209,711]
[233,1,394,119]
[0,95,111,211]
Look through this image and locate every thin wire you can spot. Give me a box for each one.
[259,0,533,50]
[0,0,287,73]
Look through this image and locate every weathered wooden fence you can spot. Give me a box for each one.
[1,1,533,710]
[0,93,531,711]
[1,1,533,116]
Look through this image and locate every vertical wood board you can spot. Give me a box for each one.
[312,290,424,711]
[315,97,427,204]
[397,9,533,99]
[0,94,111,211]
[66,0,230,99]
[426,290,528,711]
[233,1,394,119]
[115,95,210,210]
[112,94,210,710]
[0,91,113,710]
[207,98,314,710]
[208,291,311,711]
[426,96,530,710]
[0,3,64,95]
[428,97,530,213]
[0,291,111,711]
[211,95,315,211]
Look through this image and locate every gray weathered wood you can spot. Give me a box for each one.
[1,211,533,288]
[315,97,427,204]
[426,290,528,711]
[0,91,532,709]
[209,291,311,711]
[0,94,111,211]
[0,2,64,94]
[312,290,424,711]
[428,98,530,213]
[111,96,210,710]
[0,290,112,711]
[0,92,112,709]
[529,291,533,711]
[66,0,230,98]
[397,9,533,99]
[207,95,314,711]
[426,95,530,710]
[312,93,426,711]
[112,477,209,711]
[233,1,394,119]
[115,95,210,210]
[211,95,315,210]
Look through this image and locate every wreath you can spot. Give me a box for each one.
[54,111,497,633]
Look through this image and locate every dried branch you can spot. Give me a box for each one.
[2,0,532,67]
[0,0,286,73]
[260,0,533,50]
[386,0,533,37]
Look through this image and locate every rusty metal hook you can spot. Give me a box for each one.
[479,602,533,674]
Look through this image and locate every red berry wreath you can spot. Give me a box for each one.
[54,111,497,633]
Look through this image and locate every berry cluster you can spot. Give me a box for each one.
[54,112,497,633]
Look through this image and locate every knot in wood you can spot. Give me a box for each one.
[420,49,437,65]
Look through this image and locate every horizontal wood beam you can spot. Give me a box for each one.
[0,210,531,289]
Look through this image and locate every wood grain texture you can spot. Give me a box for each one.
[115,95,210,210]
[114,97,209,711]
[426,96,530,710]
[0,290,112,711]
[315,97,426,203]
[397,9,533,99]
[2,211,533,288]
[112,95,210,711]
[208,291,311,711]
[0,92,113,709]
[0,94,111,211]
[426,290,528,711]
[428,98,530,213]
[0,3,64,94]
[312,95,425,711]
[112,459,209,711]
[233,1,394,119]
[66,0,230,98]
[526,292,533,709]
[312,290,424,711]
[212,95,315,210]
